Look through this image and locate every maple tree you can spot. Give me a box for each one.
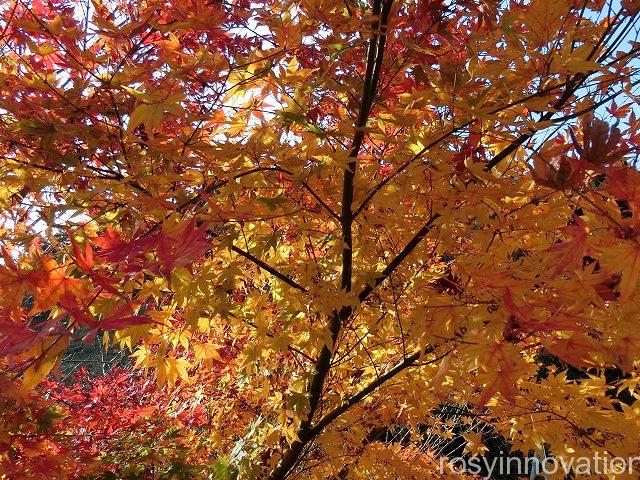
[1,0,640,478]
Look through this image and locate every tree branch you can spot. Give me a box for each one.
[231,245,308,292]
[353,63,618,217]
[483,74,586,171]
[267,2,393,478]
[178,166,340,221]
[483,11,632,171]
[309,344,446,438]
[357,213,440,303]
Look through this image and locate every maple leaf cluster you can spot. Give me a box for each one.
[0,366,222,479]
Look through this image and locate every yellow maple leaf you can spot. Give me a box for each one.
[194,342,223,362]
[599,242,640,300]
[21,337,69,392]
[462,431,488,456]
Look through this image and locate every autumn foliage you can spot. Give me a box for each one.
[1,0,640,478]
